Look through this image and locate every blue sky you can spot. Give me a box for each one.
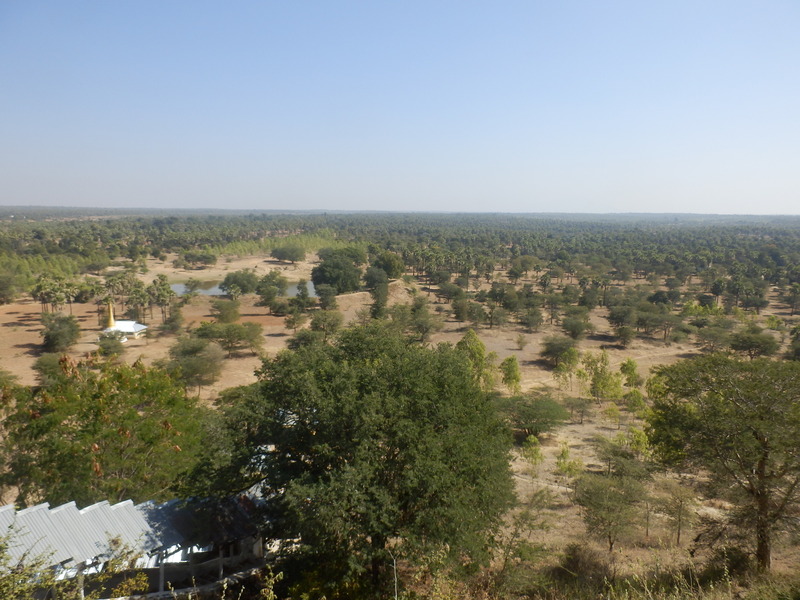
[1,2,798,214]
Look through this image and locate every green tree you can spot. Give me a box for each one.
[195,321,263,356]
[372,251,405,278]
[363,266,389,290]
[729,325,779,359]
[410,296,443,343]
[309,310,344,342]
[582,351,623,402]
[552,347,580,390]
[500,356,522,395]
[190,324,514,596]
[164,336,225,392]
[289,278,314,312]
[554,442,583,480]
[540,335,577,369]
[41,313,80,352]
[97,331,125,357]
[456,329,497,391]
[271,244,306,264]
[574,474,644,552]
[284,310,308,333]
[311,256,362,294]
[0,274,19,304]
[520,307,543,332]
[619,358,643,388]
[314,283,338,309]
[2,358,208,507]
[220,269,260,295]
[256,270,290,312]
[647,355,800,571]
[564,396,592,424]
[496,394,569,437]
[521,435,544,474]
[210,298,240,323]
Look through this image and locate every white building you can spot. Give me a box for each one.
[102,302,147,341]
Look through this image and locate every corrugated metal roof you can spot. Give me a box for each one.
[135,499,186,551]
[50,502,105,565]
[0,492,261,572]
[110,500,158,552]
[13,503,75,565]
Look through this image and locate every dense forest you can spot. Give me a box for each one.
[2,209,800,599]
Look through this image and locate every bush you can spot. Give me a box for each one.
[41,313,80,353]
[97,332,125,357]
[549,543,612,588]
[701,546,752,582]
[271,244,306,264]
[33,353,66,387]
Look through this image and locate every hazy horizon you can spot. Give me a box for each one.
[2,3,798,215]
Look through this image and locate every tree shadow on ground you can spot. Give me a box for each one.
[14,342,41,356]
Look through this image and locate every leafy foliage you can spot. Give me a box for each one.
[311,256,362,294]
[190,324,514,596]
[2,358,209,507]
[647,355,800,571]
[40,312,80,352]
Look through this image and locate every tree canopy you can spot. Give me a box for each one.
[647,355,800,571]
[190,323,514,596]
[2,358,209,507]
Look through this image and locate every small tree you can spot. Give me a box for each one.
[97,331,126,357]
[656,478,697,547]
[271,244,306,264]
[564,396,592,424]
[315,283,338,309]
[515,334,529,351]
[165,336,225,392]
[500,356,522,395]
[540,335,577,369]
[456,329,496,391]
[521,435,544,475]
[555,442,583,480]
[582,351,623,403]
[210,298,240,323]
[619,358,643,388]
[41,313,80,353]
[574,473,643,552]
[310,310,344,342]
[285,311,308,333]
[602,403,623,430]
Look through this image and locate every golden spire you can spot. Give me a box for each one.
[104,300,116,329]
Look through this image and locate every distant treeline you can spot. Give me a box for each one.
[2,210,800,302]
